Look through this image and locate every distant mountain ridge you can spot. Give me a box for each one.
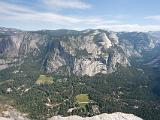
[0,27,160,76]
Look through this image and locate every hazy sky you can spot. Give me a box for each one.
[0,0,160,31]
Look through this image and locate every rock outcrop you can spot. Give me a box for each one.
[0,105,29,120]
[0,108,143,120]
[48,112,143,120]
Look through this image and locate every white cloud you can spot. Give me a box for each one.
[1,1,160,32]
[145,15,160,20]
[0,1,34,15]
[96,24,160,32]
[0,1,117,27]
[43,0,92,9]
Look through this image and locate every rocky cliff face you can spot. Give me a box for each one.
[49,112,143,120]
[0,106,142,120]
[0,113,143,120]
[0,28,159,76]
[0,105,29,120]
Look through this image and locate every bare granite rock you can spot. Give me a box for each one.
[48,112,143,120]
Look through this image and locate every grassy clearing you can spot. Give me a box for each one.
[75,94,89,107]
[35,75,54,85]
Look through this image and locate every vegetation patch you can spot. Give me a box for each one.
[0,95,14,113]
[0,79,14,85]
[35,75,54,85]
[75,94,89,107]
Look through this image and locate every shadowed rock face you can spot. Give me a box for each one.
[48,112,143,120]
[0,28,159,76]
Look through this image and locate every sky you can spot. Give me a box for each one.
[0,0,160,31]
